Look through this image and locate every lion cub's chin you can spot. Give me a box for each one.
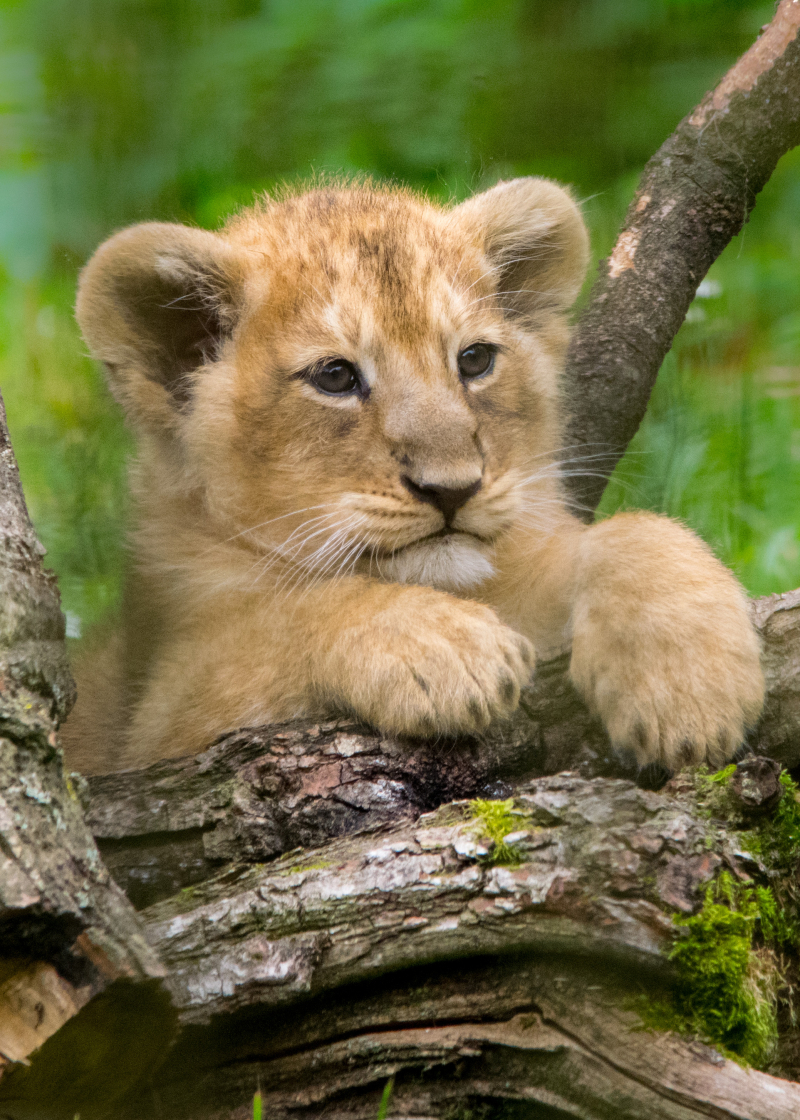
[379,534,495,593]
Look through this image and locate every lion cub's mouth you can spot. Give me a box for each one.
[373,531,495,593]
[408,527,492,547]
[376,526,496,557]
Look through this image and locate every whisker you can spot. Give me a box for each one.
[288,521,367,603]
[211,504,337,550]
[250,513,365,593]
[279,514,367,593]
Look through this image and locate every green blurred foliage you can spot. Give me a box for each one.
[0,0,797,626]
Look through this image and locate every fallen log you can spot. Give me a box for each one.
[78,586,800,912]
[78,772,800,1117]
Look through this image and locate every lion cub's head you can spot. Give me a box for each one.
[76,179,588,593]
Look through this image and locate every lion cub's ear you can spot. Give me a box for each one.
[452,177,589,318]
[76,223,246,432]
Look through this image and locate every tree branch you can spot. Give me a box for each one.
[564,0,800,512]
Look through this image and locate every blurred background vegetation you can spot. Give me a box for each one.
[0,0,798,634]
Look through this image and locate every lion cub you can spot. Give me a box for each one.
[62,178,764,775]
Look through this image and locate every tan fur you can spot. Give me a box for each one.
[62,178,764,775]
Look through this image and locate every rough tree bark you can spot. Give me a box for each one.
[0,391,168,1098]
[3,4,800,1119]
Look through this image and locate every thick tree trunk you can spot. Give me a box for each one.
[4,4,800,1118]
[0,390,168,1093]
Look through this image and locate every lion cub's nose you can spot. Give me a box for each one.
[402,477,482,524]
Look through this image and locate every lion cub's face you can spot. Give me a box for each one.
[77,179,588,593]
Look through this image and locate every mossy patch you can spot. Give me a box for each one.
[691,765,800,874]
[646,766,800,1070]
[744,771,800,870]
[468,798,528,866]
[755,883,800,946]
[692,762,738,819]
[666,874,779,1066]
[704,767,800,950]
[277,860,333,876]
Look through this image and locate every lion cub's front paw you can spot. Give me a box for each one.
[570,607,764,771]
[332,597,534,737]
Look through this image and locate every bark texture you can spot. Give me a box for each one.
[0,391,74,726]
[563,0,800,512]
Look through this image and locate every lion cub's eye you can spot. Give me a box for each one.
[457,343,497,381]
[309,359,361,396]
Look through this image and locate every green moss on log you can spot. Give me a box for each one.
[469,798,527,866]
[647,766,800,1069]
[669,874,779,1065]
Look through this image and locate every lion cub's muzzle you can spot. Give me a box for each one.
[401,476,482,526]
